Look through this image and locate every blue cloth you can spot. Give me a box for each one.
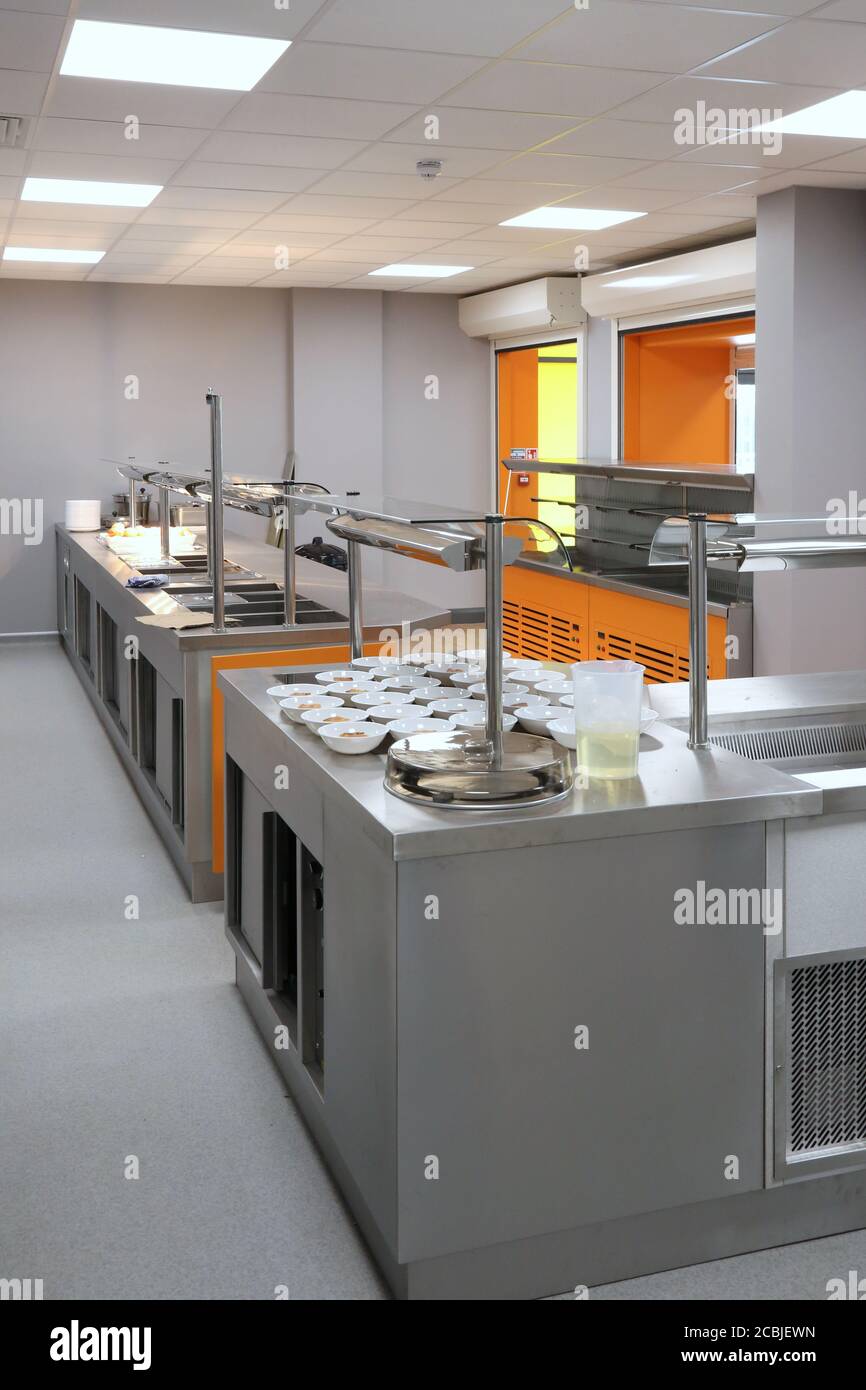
[125,575,168,589]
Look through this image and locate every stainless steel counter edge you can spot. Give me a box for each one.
[514,555,738,617]
[649,669,866,723]
[219,668,822,863]
[57,524,451,648]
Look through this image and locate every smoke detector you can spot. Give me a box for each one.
[0,115,28,148]
[416,159,442,180]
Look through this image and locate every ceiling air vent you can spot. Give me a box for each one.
[0,115,28,148]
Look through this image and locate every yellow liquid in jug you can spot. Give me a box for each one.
[576,726,639,780]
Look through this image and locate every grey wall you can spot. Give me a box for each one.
[0,280,490,635]
[0,280,292,634]
[586,315,616,459]
[381,292,490,611]
[755,187,866,674]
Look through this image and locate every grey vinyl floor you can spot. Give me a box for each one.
[1,641,864,1302]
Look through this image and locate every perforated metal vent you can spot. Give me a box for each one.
[0,115,28,147]
[710,721,866,765]
[788,958,866,1157]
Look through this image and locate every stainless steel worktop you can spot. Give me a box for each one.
[219,667,820,862]
[58,524,450,648]
[650,669,866,723]
[512,551,738,617]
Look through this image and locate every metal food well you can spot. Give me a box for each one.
[316,501,574,808]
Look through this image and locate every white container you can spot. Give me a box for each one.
[385,715,442,738]
[449,708,517,732]
[424,659,469,685]
[279,693,344,724]
[351,689,415,709]
[534,678,571,705]
[301,707,369,731]
[315,669,357,685]
[571,659,645,779]
[66,499,101,531]
[383,674,441,695]
[368,703,416,724]
[267,683,321,701]
[514,704,560,736]
[321,679,379,699]
[319,721,387,755]
[428,697,474,719]
[350,656,401,672]
[409,683,445,705]
[467,681,528,701]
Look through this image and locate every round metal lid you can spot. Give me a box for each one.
[385,728,572,809]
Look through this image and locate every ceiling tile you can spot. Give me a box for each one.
[253,271,351,287]
[255,211,379,233]
[669,193,758,218]
[151,187,287,213]
[432,179,582,205]
[700,21,866,87]
[637,1,814,14]
[136,207,260,230]
[383,106,579,150]
[0,2,70,14]
[0,67,49,115]
[815,0,866,17]
[0,149,26,175]
[222,92,417,141]
[606,76,841,128]
[27,151,181,183]
[674,131,865,172]
[0,10,64,72]
[608,161,761,193]
[170,163,325,193]
[87,273,174,283]
[304,0,572,58]
[260,41,486,103]
[518,2,782,75]
[220,227,339,249]
[8,199,134,221]
[807,148,866,174]
[194,130,367,170]
[46,77,241,127]
[330,234,446,253]
[344,143,504,179]
[301,170,460,199]
[9,216,123,237]
[441,61,667,119]
[542,118,684,162]
[483,151,651,184]
[754,168,866,193]
[32,118,208,161]
[76,0,326,36]
[109,237,223,255]
[390,198,535,223]
[365,217,486,238]
[276,193,416,217]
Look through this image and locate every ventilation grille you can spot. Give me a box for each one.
[595,627,693,684]
[788,958,866,1157]
[0,115,28,148]
[504,599,582,664]
[710,721,866,765]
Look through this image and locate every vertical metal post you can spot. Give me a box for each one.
[688,512,709,750]
[282,484,296,627]
[158,484,171,563]
[346,539,364,661]
[484,514,504,763]
[206,391,226,633]
[127,456,137,527]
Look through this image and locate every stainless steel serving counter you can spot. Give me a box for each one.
[56,523,450,900]
[218,667,866,1300]
[513,551,736,618]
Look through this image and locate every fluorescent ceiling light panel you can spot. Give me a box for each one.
[22,177,162,207]
[4,247,104,264]
[368,263,474,278]
[757,92,866,139]
[60,19,291,91]
[500,207,646,230]
[603,275,694,288]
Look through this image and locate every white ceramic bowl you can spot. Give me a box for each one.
[449,709,517,732]
[534,679,571,705]
[365,665,405,682]
[428,697,474,719]
[301,707,369,731]
[280,693,344,724]
[368,703,417,724]
[319,720,387,754]
[320,679,379,699]
[267,682,321,701]
[467,681,528,701]
[460,648,515,665]
[450,667,486,690]
[385,715,442,738]
[350,656,401,672]
[515,704,560,736]
[351,689,415,709]
[314,668,357,685]
[383,674,441,695]
[548,716,577,750]
[424,660,469,685]
[408,683,445,705]
[558,692,574,708]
